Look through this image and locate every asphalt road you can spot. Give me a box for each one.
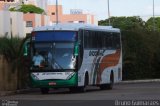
[1,82,160,106]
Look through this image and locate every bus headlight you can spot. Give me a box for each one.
[31,73,39,80]
[66,72,75,80]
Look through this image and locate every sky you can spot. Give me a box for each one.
[48,0,160,21]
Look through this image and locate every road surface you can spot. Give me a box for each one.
[0,82,160,106]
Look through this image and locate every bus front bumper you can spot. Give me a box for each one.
[30,73,77,88]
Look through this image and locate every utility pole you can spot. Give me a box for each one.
[107,0,111,26]
[153,0,155,31]
[56,0,59,24]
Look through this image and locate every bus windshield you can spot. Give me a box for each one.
[31,42,76,70]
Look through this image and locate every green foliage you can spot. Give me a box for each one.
[99,16,145,31]
[9,4,44,14]
[99,16,160,32]
[146,17,160,31]
[122,30,160,80]
[9,7,15,11]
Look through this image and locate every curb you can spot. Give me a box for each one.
[0,88,33,97]
[0,91,16,97]
[119,79,160,84]
[15,88,40,94]
[15,88,32,94]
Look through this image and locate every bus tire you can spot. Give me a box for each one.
[78,73,89,92]
[69,87,77,93]
[40,88,49,94]
[100,72,114,90]
[69,73,89,93]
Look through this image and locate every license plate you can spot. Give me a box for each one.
[49,82,56,85]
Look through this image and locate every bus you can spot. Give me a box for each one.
[25,23,122,94]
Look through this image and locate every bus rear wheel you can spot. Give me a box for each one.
[100,72,114,90]
[40,88,49,94]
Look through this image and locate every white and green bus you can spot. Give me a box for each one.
[26,23,122,94]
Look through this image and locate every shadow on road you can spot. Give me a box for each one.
[17,86,107,95]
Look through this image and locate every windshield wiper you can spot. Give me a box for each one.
[52,58,63,69]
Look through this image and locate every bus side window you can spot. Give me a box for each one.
[113,33,120,49]
[84,30,90,48]
[105,33,113,49]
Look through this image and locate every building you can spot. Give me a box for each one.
[36,0,47,12]
[0,0,50,37]
[47,5,98,25]
[10,12,24,37]
[22,0,97,25]
[0,11,11,37]
[0,0,20,10]
[0,11,50,37]
[0,0,97,37]
[23,13,50,36]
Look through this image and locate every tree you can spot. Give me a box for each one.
[146,17,160,31]
[98,16,145,31]
[122,30,160,80]
[9,4,45,14]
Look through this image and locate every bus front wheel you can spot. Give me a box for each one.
[70,73,88,93]
[78,73,89,92]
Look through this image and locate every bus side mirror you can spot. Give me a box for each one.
[74,45,79,56]
[23,46,28,56]
[23,42,29,56]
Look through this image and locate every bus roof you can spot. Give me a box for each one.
[33,23,120,33]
